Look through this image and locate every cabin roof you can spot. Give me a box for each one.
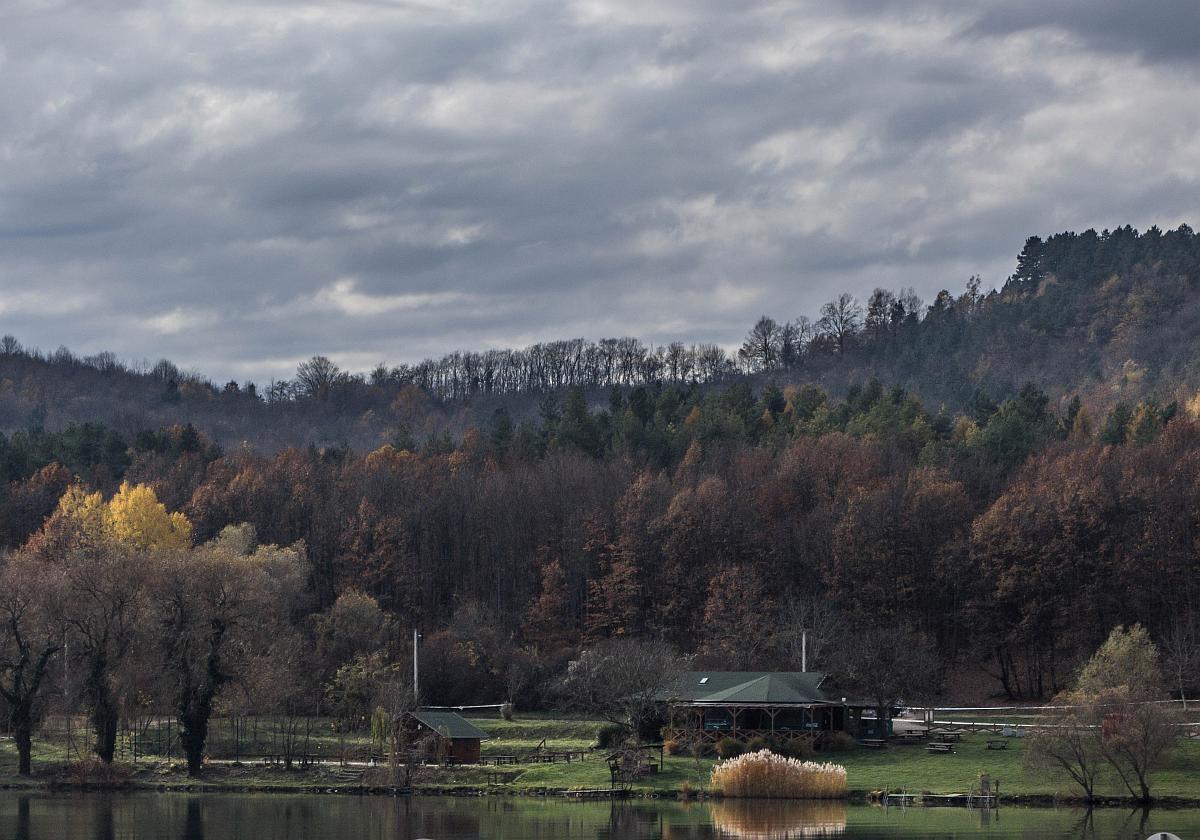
[661,671,868,707]
[410,709,491,740]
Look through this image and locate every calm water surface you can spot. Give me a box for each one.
[1,793,1197,840]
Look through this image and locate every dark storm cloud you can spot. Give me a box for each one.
[969,1,1200,65]
[2,0,1199,382]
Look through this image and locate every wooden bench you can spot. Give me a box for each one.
[986,739,1009,750]
[926,742,954,754]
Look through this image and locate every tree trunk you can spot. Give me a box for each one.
[180,709,210,777]
[92,692,119,764]
[1137,770,1152,805]
[86,658,119,764]
[13,704,33,776]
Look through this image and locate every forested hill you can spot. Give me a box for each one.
[812,224,1200,411]
[0,225,1199,706]
[2,225,1199,454]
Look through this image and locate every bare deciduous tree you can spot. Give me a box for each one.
[1096,690,1179,803]
[152,526,307,775]
[559,637,687,742]
[817,293,864,353]
[0,553,63,775]
[738,317,782,372]
[840,622,938,729]
[1026,692,1106,800]
[771,595,844,673]
[1159,616,1198,711]
[294,356,345,400]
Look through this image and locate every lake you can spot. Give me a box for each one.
[1,793,1197,839]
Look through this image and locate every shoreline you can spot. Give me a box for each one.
[3,778,1200,809]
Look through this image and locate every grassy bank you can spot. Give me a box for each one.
[3,716,1199,803]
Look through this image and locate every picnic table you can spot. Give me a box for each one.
[986,739,1009,750]
[926,742,954,754]
[859,738,887,749]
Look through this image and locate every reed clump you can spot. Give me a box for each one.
[710,750,847,799]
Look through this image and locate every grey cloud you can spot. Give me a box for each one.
[969,1,1200,64]
[1,0,1199,383]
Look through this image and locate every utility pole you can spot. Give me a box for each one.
[413,629,421,708]
[801,629,808,672]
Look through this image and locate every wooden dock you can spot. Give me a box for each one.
[885,792,998,808]
[561,788,631,799]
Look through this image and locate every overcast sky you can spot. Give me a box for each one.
[3,0,1199,384]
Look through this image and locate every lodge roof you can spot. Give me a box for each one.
[661,671,868,707]
[409,709,491,740]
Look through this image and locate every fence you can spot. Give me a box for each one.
[35,714,380,767]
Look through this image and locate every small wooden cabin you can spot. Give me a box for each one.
[401,710,490,764]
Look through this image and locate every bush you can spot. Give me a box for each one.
[500,702,514,721]
[710,750,847,799]
[777,738,816,759]
[715,737,746,759]
[663,738,684,756]
[821,732,857,752]
[595,723,628,750]
[746,736,772,753]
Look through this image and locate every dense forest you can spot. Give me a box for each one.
[2,226,1200,764]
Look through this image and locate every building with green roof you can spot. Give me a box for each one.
[401,709,490,764]
[660,671,883,746]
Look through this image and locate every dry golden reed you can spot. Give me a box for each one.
[710,750,848,799]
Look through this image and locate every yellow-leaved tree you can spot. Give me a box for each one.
[32,481,193,764]
[52,484,107,542]
[105,481,192,550]
[50,481,191,551]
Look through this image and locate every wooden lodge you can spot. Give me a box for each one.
[660,671,882,747]
[400,709,490,764]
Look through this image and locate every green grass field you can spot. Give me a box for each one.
[3,715,1199,801]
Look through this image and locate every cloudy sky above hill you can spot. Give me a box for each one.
[3,0,1199,383]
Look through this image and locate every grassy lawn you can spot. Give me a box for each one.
[808,733,1200,798]
[479,716,602,756]
[472,719,1200,799]
[3,716,1198,801]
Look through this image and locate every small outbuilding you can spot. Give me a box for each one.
[401,709,490,764]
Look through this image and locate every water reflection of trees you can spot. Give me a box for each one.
[183,799,204,840]
[708,801,847,839]
[607,803,668,838]
[13,796,30,840]
[94,795,114,840]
